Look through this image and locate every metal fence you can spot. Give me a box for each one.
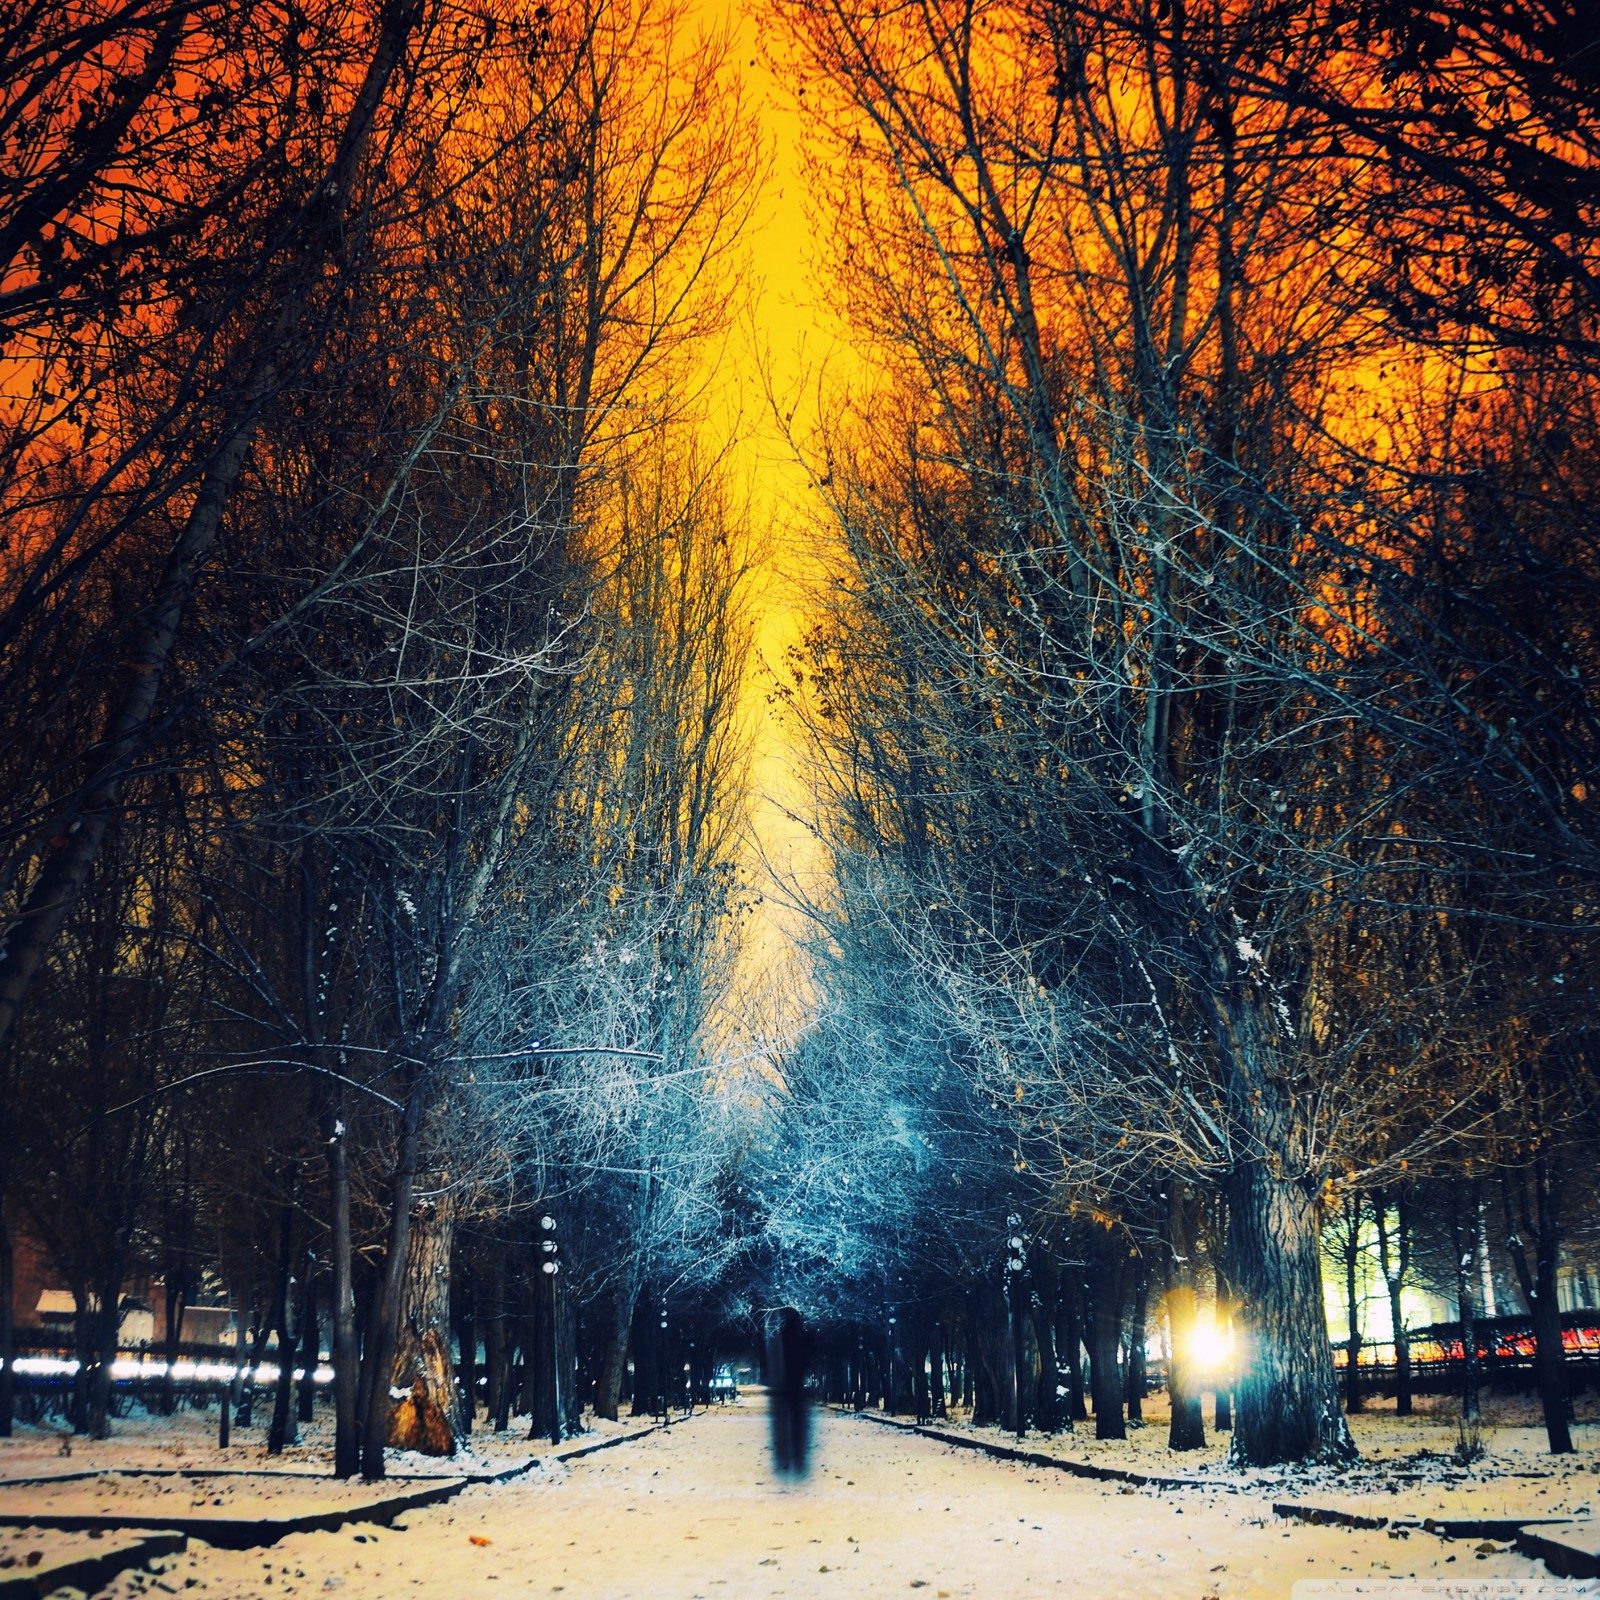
[1329,1310,1600,1394]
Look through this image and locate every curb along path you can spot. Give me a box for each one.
[850,1408,1211,1491]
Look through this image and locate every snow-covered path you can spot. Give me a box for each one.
[100,1402,1551,1599]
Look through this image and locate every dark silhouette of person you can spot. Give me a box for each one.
[767,1307,812,1477]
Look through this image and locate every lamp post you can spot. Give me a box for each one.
[538,1213,561,1446]
[1007,1215,1028,1440]
[886,1314,897,1415]
[657,1310,669,1427]
[854,1329,865,1412]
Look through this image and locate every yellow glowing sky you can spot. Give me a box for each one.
[692,0,841,1008]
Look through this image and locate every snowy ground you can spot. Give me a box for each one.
[1,1522,116,1574]
[0,1404,652,1484]
[915,1389,1600,1523]
[38,1400,1592,1600]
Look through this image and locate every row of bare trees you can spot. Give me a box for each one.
[762,0,1600,1464]
[1,0,760,1475]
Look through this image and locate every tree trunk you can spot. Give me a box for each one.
[1373,1189,1412,1417]
[455,1260,476,1437]
[234,1311,265,1430]
[483,1250,510,1430]
[894,1326,908,1416]
[1124,1263,1148,1425]
[1029,1288,1057,1434]
[297,1267,319,1426]
[630,1296,657,1418]
[1166,1185,1205,1450]
[1213,1252,1234,1433]
[266,1194,298,1455]
[161,1280,187,1418]
[0,1195,13,1438]
[1224,1157,1353,1466]
[1009,1279,1030,1438]
[1528,1270,1573,1455]
[87,1266,123,1441]
[1449,1181,1484,1436]
[70,1283,94,1434]
[1388,1282,1411,1415]
[1502,1162,1573,1455]
[560,1289,581,1437]
[268,1323,298,1453]
[522,1264,558,1441]
[386,1190,458,1457]
[655,1312,671,1422]
[517,1294,540,1426]
[326,1108,359,1478]
[913,1325,930,1422]
[359,1072,427,1480]
[292,1273,316,1427]
[1343,1205,1363,1416]
[971,1283,1011,1430]
[492,1326,516,1432]
[1086,1232,1126,1441]
[577,1311,600,1414]
[1057,1274,1087,1423]
[594,1293,634,1422]
[217,1335,232,1449]
[1166,1280,1207,1450]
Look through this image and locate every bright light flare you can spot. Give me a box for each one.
[1186,1319,1233,1375]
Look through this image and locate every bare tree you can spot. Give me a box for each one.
[6,790,212,1437]
[453,431,755,1427]
[124,0,760,1477]
[770,0,1600,1463]
[0,0,446,1047]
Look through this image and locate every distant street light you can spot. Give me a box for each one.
[886,1314,897,1415]
[1007,1214,1027,1441]
[657,1311,670,1427]
[539,1214,560,1445]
